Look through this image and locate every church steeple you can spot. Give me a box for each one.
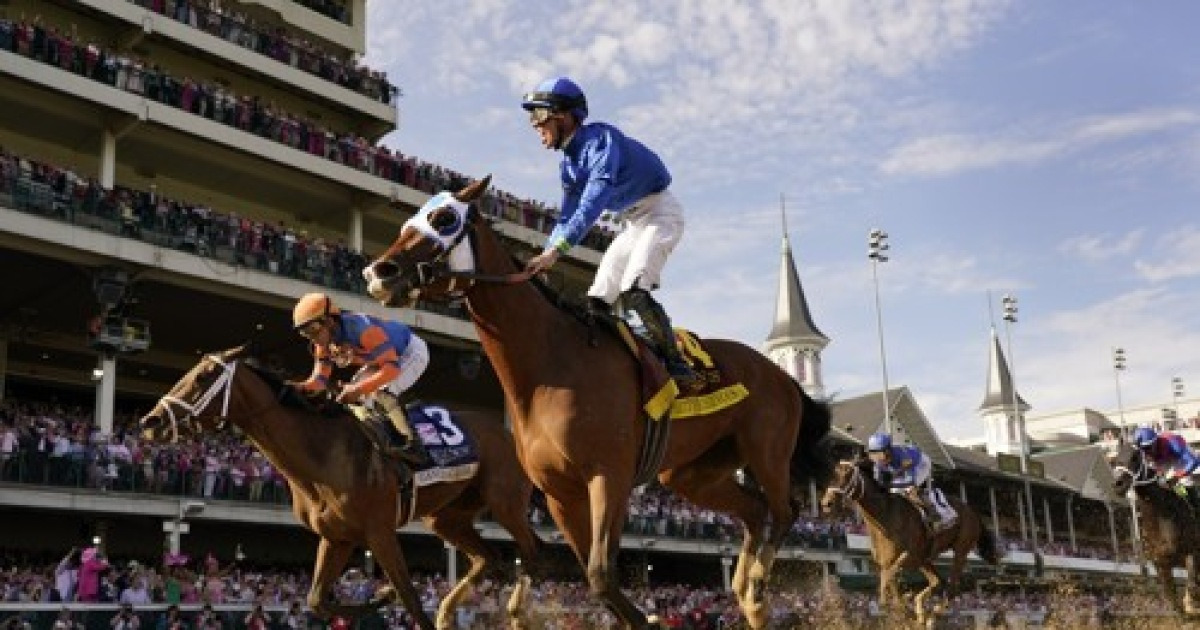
[764,195,829,398]
[979,326,1031,456]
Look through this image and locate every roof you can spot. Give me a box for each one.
[830,387,954,469]
[763,235,828,353]
[943,444,1075,492]
[980,327,1030,411]
[1035,445,1119,501]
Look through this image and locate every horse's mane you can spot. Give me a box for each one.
[241,358,343,417]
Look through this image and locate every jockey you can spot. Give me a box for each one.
[291,292,431,466]
[1133,426,1200,508]
[519,76,703,393]
[866,432,955,531]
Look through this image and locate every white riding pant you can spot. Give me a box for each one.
[357,335,429,401]
[588,190,685,304]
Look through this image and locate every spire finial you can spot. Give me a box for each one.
[780,193,788,244]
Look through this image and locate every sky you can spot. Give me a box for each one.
[362,1,1200,442]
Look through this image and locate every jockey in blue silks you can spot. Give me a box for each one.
[867,432,956,531]
[1133,426,1200,509]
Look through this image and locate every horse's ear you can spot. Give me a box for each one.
[453,174,492,204]
[227,342,255,360]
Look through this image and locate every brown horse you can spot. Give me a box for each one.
[1111,441,1200,617]
[362,178,832,629]
[138,346,543,630]
[820,459,1001,624]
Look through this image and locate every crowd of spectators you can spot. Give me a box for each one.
[1,17,619,250]
[126,0,390,103]
[2,14,619,248]
[289,0,350,25]
[0,544,1182,629]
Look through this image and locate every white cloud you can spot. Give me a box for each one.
[1057,229,1144,264]
[1134,225,1200,282]
[882,108,1200,177]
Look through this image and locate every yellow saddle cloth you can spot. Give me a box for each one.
[615,324,749,422]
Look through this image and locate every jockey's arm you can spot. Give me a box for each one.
[295,351,333,393]
[343,325,402,396]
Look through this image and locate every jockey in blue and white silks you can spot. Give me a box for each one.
[1134,426,1200,508]
[867,432,957,530]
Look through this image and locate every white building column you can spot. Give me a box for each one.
[989,486,1000,540]
[1016,493,1027,541]
[348,207,364,252]
[445,542,457,585]
[808,480,819,518]
[1043,497,1053,544]
[99,129,117,189]
[1066,496,1076,553]
[720,555,733,592]
[94,355,117,437]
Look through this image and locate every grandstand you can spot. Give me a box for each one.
[3,1,1200,628]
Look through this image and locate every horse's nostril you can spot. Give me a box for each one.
[374,261,399,279]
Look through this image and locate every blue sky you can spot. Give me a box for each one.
[364,1,1200,441]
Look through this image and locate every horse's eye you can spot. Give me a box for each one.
[429,208,461,236]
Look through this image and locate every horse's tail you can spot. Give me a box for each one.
[790,381,833,489]
[975,521,1003,566]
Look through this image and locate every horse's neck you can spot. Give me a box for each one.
[855,486,904,530]
[230,379,336,485]
[467,237,576,409]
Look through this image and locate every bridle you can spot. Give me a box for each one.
[156,354,240,439]
[372,215,534,302]
[1113,447,1155,488]
[826,462,866,505]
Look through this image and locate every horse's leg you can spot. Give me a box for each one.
[366,530,435,630]
[425,506,499,630]
[582,473,650,629]
[1157,560,1186,617]
[914,562,941,625]
[483,485,544,629]
[1186,553,1199,616]
[880,551,909,614]
[659,452,769,627]
[306,537,355,619]
[740,431,799,608]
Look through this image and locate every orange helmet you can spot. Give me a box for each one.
[292,292,338,330]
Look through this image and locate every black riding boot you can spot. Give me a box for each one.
[621,288,704,393]
[374,391,432,468]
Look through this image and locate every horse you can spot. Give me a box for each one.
[138,346,543,630]
[819,458,1001,624]
[361,177,833,629]
[1111,441,1200,617]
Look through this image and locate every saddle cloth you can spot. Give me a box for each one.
[396,404,480,488]
[615,323,749,421]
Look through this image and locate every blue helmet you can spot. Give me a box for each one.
[867,432,892,453]
[522,76,588,122]
[1132,426,1157,448]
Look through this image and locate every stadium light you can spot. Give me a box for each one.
[868,228,893,435]
[1001,294,1040,572]
[1112,347,1141,568]
[1173,376,1185,417]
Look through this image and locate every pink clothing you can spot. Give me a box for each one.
[76,549,109,602]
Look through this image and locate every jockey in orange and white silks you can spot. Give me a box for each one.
[291,292,430,465]
[867,432,957,530]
